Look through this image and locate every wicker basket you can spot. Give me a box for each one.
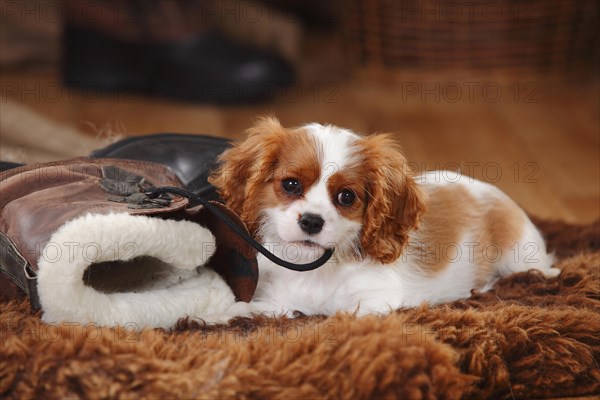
[342,0,598,73]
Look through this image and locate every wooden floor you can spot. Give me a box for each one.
[1,68,598,224]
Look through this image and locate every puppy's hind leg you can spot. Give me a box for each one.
[497,221,560,279]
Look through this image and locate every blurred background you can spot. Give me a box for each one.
[1,0,598,223]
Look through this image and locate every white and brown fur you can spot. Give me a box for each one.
[209,117,560,319]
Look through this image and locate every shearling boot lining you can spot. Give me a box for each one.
[36,212,235,329]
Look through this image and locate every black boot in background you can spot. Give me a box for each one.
[62,23,295,104]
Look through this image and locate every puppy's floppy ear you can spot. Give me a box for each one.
[359,134,426,264]
[208,116,283,233]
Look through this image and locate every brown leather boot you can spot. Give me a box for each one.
[0,158,257,329]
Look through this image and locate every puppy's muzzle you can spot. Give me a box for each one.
[298,213,325,235]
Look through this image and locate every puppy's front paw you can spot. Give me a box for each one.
[200,301,254,325]
[225,301,256,318]
[352,299,397,317]
[544,267,561,278]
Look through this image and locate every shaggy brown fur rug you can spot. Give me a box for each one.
[1,218,599,399]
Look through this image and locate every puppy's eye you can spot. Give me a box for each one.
[281,178,303,195]
[337,189,356,206]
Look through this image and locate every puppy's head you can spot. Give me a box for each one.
[209,117,425,264]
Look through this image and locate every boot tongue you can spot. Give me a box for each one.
[101,165,151,193]
[100,165,175,209]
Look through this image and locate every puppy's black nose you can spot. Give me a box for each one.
[298,213,324,235]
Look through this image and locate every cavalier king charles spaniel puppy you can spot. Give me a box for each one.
[208,117,560,319]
